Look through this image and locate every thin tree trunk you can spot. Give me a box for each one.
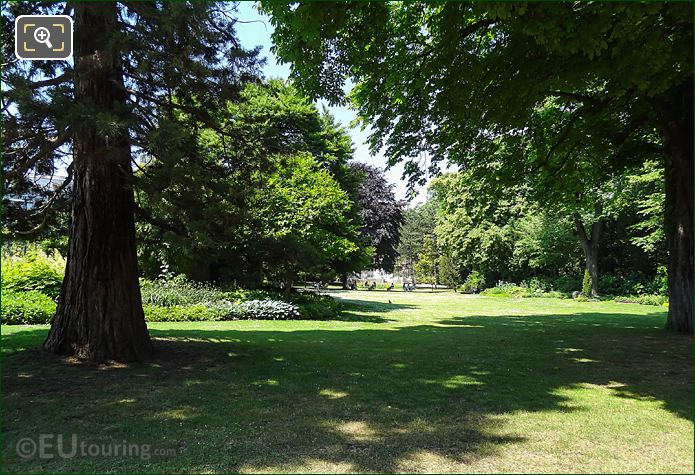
[654,79,693,334]
[574,206,602,297]
[43,3,153,362]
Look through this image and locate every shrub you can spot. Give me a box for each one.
[481,282,569,299]
[481,282,528,297]
[140,278,339,321]
[2,248,65,298]
[651,266,668,296]
[1,290,56,324]
[460,271,485,292]
[225,288,275,303]
[236,300,301,320]
[599,271,666,296]
[229,289,341,319]
[522,277,550,292]
[582,270,592,297]
[613,294,668,306]
[287,292,341,319]
[143,301,237,322]
[140,275,229,306]
[516,275,580,293]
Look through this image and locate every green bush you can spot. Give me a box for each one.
[481,282,568,299]
[582,270,592,297]
[231,289,341,319]
[1,290,56,324]
[286,292,341,319]
[237,300,301,320]
[140,275,229,306]
[651,266,668,296]
[226,288,276,303]
[545,275,582,293]
[613,294,668,306]
[460,271,485,292]
[2,248,65,298]
[143,302,236,322]
[598,270,666,297]
[142,291,338,322]
[1,271,341,323]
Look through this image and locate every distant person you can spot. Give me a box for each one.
[386,282,394,291]
[402,282,407,291]
[369,281,377,291]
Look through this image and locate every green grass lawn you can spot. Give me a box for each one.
[2,291,692,473]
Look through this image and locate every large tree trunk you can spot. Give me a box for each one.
[654,79,694,334]
[573,204,602,297]
[43,3,153,362]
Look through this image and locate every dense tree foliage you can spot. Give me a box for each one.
[395,202,436,282]
[349,162,404,273]
[262,1,692,332]
[425,165,666,295]
[2,1,262,361]
[136,80,367,288]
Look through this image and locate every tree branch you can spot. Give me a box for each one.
[133,203,188,237]
[4,164,73,237]
[3,130,71,183]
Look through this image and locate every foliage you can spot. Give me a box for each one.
[513,211,583,276]
[138,275,340,322]
[136,81,367,287]
[262,1,692,331]
[1,290,56,324]
[424,169,665,297]
[461,271,485,293]
[140,276,229,307]
[349,163,405,272]
[251,152,361,287]
[237,300,301,320]
[144,299,304,322]
[437,248,461,290]
[429,172,524,284]
[1,247,65,298]
[613,295,668,307]
[2,2,261,237]
[143,303,234,323]
[262,2,688,185]
[597,266,667,297]
[281,291,342,319]
[395,202,436,281]
[414,234,439,285]
[481,283,567,299]
[582,270,593,297]
[623,160,666,256]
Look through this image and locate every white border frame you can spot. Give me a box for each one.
[15,14,73,61]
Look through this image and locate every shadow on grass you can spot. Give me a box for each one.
[331,298,416,323]
[2,303,691,473]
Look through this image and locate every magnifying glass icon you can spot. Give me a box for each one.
[33,27,53,49]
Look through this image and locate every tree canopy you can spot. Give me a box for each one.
[262,1,693,332]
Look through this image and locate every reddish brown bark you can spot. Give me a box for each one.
[43,3,152,361]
